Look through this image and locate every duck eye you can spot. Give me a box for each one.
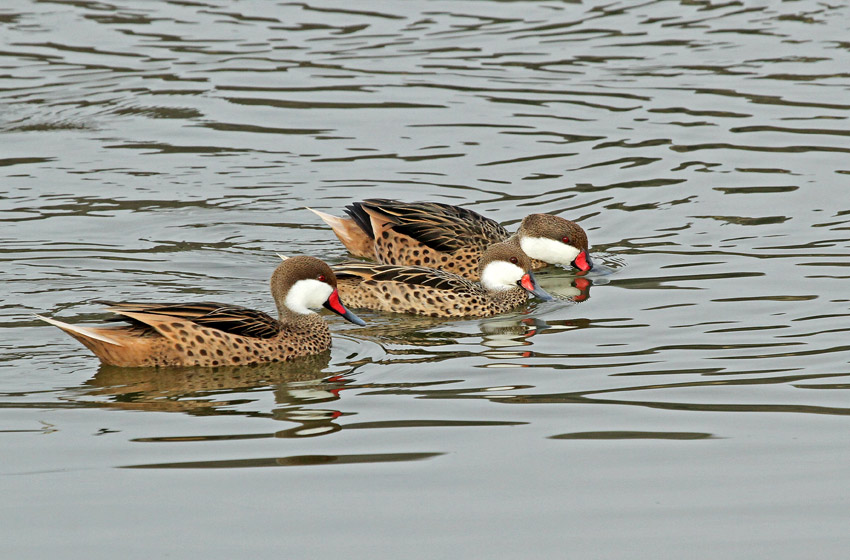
[562,236,571,244]
[317,274,327,282]
[510,256,518,264]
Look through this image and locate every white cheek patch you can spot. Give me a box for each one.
[520,236,580,265]
[480,261,525,291]
[285,279,333,314]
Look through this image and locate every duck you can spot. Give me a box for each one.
[308,198,592,281]
[36,255,365,367]
[331,241,553,318]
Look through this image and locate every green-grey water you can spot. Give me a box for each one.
[2,1,850,558]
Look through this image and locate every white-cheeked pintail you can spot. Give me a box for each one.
[309,198,592,281]
[331,241,553,318]
[36,256,365,367]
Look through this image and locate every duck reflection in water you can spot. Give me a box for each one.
[85,351,334,414]
[85,355,359,439]
[84,357,473,442]
[478,276,593,359]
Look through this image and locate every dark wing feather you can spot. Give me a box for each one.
[333,263,482,293]
[97,300,281,339]
[343,201,376,239]
[354,199,509,252]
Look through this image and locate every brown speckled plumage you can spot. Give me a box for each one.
[334,242,548,318]
[309,199,591,280]
[37,256,364,367]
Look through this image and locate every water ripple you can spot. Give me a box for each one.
[3,1,850,554]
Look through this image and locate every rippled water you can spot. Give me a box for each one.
[3,1,850,557]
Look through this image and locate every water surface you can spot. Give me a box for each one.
[2,1,850,558]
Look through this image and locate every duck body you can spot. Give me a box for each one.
[37,256,365,367]
[309,198,592,280]
[39,301,333,368]
[335,264,530,318]
[333,241,552,318]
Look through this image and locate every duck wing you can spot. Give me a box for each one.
[345,199,509,252]
[332,262,481,293]
[97,301,281,339]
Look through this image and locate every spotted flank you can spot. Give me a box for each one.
[37,256,365,367]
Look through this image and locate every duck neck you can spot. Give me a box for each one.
[489,285,526,300]
[488,286,529,312]
[279,307,327,334]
